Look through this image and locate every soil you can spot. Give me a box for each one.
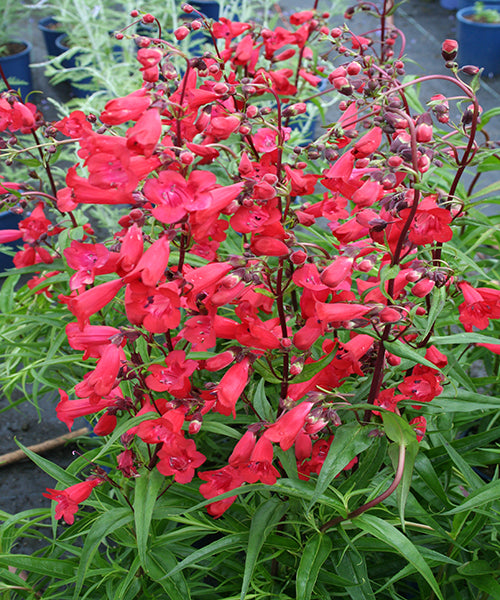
[464,14,500,22]
[0,42,27,58]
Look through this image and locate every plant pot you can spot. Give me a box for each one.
[458,0,498,8]
[0,41,33,99]
[456,5,500,77]
[55,34,93,98]
[440,0,459,9]
[189,0,220,20]
[0,210,23,271]
[38,16,65,56]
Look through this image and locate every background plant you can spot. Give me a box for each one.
[0,1,499,599]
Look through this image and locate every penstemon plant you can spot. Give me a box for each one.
[1,1,500,599]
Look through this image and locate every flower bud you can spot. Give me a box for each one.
[290,250,307,265]
[441,39,458,61]
[174,25,190,40]
[142,13,155,23]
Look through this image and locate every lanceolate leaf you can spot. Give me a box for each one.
[134,467,164,570]
[240,497,288,600]
[296,533,332,600]
[73,507,133,599]
[355,514,444,600]
[307,423,373,511]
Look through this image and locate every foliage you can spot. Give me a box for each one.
[471,2,500,23]
[0,0,500,598]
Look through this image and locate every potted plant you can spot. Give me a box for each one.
[0,0,33,98]
[456,2,500,76]
[1,3,500,599]
[38,15,66,57]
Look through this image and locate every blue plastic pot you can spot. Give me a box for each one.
[458,0,498,8]
[456,5,500,77]
[440,0,459,9]
[190,0,220,20]
[0,41,33,99]
[55,34,94,98]
[0,210,23,271]
[38,16,65,56]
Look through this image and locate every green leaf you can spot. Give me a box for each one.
[296,533,332,600]
[145,544,192,600]
[389,440,419,529]
[241,497,288,600]
[381,412,418,447]
[307,423,373,511]
[334,548,376,600]
[355,514,444,600]
[458,560,499,576]
[134,467,164,570]
[253,358,282,385]
[384,340,441,371]
[291,351,336,384]
[421,286,447,340]
[252,378,273,421]
[443,479,500,515]
[0,554,76,579]
[73,508,133,599]
[413,453,452,508]
[14,440,80,487]
[431,332,500,346]
[162,533,248,579]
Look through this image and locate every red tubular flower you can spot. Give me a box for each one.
[157,437,206,484]
[59,279,124,328]
[199,466,245,518]
[100,89,151,125]
[264,401,314,451]
[43,478,103,524]
[126,108,162,157]
[56,388,120,431]
[352,127,382,158]
[145,351,198,398]
[315,301,371,323]
[458,282,500,331]
[409,416,427,442]
[214,357,251,417]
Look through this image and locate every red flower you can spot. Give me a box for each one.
[145,351,198,398]
[264,401,313,451]
[199,466,245,518]
[43,478,103,524]
[458,282,500,331]
[214,357,251,417]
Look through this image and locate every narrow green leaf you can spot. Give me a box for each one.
[389,440,419,529]
[355,514,444,600]
[334,549,376,600]
[73,508,133,599]
[458,560,499,576]
[384,340,441,371]
[307,423,373,511]
[252,378,273,421]
[421,286,446,340]
[253,359,282,384]
[438,434,484,491]
[163,533,248,579]
[291,351,335,384]
[0,555,76,579]
[443,480,500,515]
[241,498,288,600]
[381,412,417,447]
[296,533,332,600]
[462,575,500,597]
[414,453,452,508]
[134,467,164,570]
[146,545,192,600]
[431,332,500,346]
[14,440,80,487]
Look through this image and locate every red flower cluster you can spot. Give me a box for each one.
[0,7,495,524]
